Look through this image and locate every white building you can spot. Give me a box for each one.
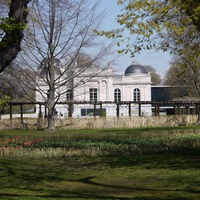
[36,58,152,117]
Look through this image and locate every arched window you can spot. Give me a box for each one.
[133,88,140,101]
[66,90,73,101]
[114,88,121,102]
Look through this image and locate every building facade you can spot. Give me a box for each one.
[36,59,152,117]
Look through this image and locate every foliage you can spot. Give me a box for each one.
[164,48,200,100]
[0,95,10,109]
[102,0,200,107]
[0,17,26,40]
[96,0,200,56]
[157,1,200,109]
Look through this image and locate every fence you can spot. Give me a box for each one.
[1,100,200,118]
[0,101,199,129]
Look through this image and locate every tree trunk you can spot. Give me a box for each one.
[47,112,55,131]
[197,103,200,123]
[0,0,30,73]
[195,103,200,125]
[47,89,56,131]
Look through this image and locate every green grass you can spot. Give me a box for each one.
[0,151,200,199]
[0,127,200,157]
[0,125,200,136]
[0,127,200,199]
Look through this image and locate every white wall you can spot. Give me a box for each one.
[36,64,152,117]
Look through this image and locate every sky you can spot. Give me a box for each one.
[99,0,172,77]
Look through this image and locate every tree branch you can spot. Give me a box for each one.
[0,0,30,73]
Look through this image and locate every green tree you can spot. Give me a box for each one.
[0,0,30,73]
[0,95,10,117]
[164,53,200,121]
[162,10,200,99]
[164,52,200,99]
[97,0,200,56]
[164,60,190,100]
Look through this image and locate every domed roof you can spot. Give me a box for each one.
[40,67,62,76]
[39,57,62,76]
[125,63,147,76]
[40,58,62,68]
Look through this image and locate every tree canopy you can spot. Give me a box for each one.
[97,0,200,56]
[164,52,200,100]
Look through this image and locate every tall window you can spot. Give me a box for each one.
[134,88,140,101]
[66,90,73,101]
[90,88,97,102]
[114,88,121,102]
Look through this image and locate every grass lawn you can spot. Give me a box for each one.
[0,127,199,199]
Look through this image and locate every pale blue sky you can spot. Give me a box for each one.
[99,0,172,77]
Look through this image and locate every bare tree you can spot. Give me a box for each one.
[15,0,115,131]
[0,63,35,101]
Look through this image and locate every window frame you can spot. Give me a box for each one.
[66,90,73,101]
[114,88,121,102]
[89,88,97,102]
[133,88,140,101]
